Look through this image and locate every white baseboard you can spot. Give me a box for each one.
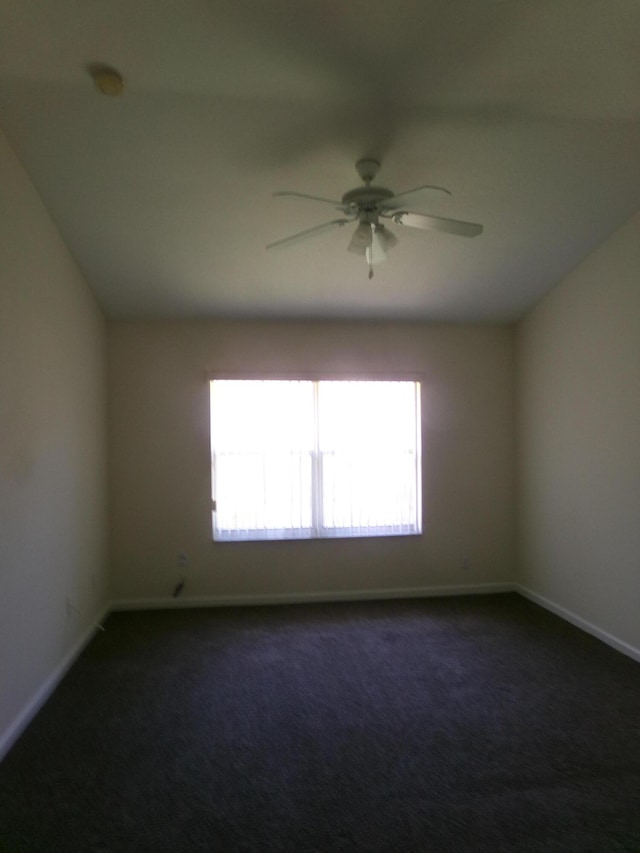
[111,581,515,611]
[515,585,640,664]
[0,604,110,763]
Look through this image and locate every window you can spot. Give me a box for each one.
[210,379,421,542]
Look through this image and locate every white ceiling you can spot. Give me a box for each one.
[1,0,640,322]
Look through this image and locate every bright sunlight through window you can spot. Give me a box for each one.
[210,379,422,542]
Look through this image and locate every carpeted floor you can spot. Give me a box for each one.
[1,593,640,852]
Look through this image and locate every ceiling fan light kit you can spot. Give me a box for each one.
[347,220,375,255]
[268,159,483,278]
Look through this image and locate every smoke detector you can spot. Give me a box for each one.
[89,64,125,96]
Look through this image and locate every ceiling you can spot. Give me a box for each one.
[1,0,640,323]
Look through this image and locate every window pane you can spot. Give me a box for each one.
[318,381,418,451]
[318,381,420,534]
[211,381,314,540]
[211,380,314,451]
[214,450,313,539]
[321,450,418,533]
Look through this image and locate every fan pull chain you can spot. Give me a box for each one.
[368,223,374,279]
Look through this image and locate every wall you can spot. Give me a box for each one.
[516,213,640,655]
[108,320,515,603]
[0,130,109,756]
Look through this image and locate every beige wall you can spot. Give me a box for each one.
[0,130,108,752]
[516,213,640,652]
[108,320,516,602]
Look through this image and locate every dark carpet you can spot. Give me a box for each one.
[1,593,640,852]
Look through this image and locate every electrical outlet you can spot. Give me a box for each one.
[178,552,188,568]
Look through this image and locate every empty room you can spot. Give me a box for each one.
[1,2,639,851]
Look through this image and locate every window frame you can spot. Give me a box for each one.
[209,374,423,543]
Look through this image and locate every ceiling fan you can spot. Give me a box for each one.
[267,159,483,278]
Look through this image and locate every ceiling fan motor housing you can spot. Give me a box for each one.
[343,159,395,216]
[341,186,395,212]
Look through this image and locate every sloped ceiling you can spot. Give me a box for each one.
[1,0,639,322]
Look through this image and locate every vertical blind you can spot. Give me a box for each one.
[210,379,421,541]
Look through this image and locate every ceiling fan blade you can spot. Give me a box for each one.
[392,211,483,238]
[382,184,451,211]
[266,218,351,251]
[273,191,347,210]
